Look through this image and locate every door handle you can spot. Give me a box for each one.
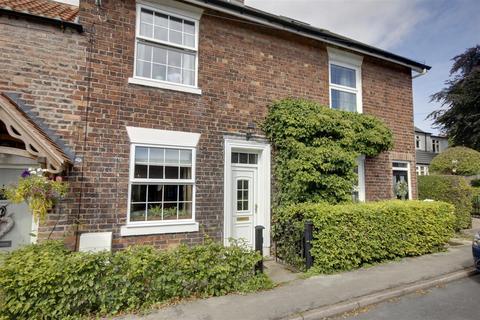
[255,204,258,214]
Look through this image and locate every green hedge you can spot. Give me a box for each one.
[418,175,473,230]
[274,200,455,273]
[430,147,480,175]
[0,241,271,320]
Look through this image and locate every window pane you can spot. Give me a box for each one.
[183,53,195,70]
[178,185,192,202]
[134,164,147,178]
[182,70,195,86]
[152,46,167,64]
[180,150,192,165]
[178,202,192,219]
[239,153,248,164]
[180,167,191,179]
[131,185,147,203]
[147,204,162,221]
[149,148,164,164]
[148,185,163,202]
[154,26,168,41]
[164,185,178,202]
[152,64,166,81]
[165,166,179,179]
[331,64,356,88]
[169,16,182,31]
[163,202,178,220]
[140,8,154,24]
[140,22,153,38]
[130,204,146,221]
[137,43,152,61]
[149,165,163,178]
[165,149,179,164]
[331,89,357,112]
[248,154,258,164]
[169,30,182,45]
[167,67,181,83]
[154,12,168,27]
[184,20,195,34]
[393,162,408,168]
[232,152,239,163]
[168,51,182,67]
[136,60,151,78]
[184,33,195,47]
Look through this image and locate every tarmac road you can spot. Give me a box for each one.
[329,274,480,320]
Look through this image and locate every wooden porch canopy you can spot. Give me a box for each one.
[0,93,72,173]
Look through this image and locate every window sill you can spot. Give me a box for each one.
[128,77,202,95]
[120,221,199,236]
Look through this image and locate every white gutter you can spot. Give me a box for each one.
[183,0,427,73]
[412,68,428,79]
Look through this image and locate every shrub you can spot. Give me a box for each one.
[430,147,480,175]
[471,179,480,188]
[274,200,455,273]
[0,241,271,320]
[418,175,473,230]
[262,98,393,205]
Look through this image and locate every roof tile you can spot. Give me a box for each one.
[0,0,78,22]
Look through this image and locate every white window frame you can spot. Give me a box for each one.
[415,135,421,149]
[327,47,363,113]
[121,127,201,236]
[432,139,440,153]
[129,0,203,95]
[392,161,412,200]
[353,155,366,202]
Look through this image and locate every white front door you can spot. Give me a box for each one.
[231,167,257,247]
[0,168,36,251]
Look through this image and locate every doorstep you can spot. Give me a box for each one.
[113,245,474,320]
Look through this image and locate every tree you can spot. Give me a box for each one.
[429,45,480,150]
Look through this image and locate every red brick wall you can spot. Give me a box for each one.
[73,0,417,249]
[0,0,417,250]
[0,15,87,245]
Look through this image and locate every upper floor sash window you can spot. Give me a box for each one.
[328,47,363,113]
[133,2,201,91]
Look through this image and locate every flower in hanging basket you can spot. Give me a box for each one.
[2,168,68,222]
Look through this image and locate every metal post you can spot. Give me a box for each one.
[304,220,313,269]
[255,225,265,273]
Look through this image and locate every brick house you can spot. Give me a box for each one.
[0,0,430,253]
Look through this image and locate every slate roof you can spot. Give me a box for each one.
[416,150,438,165]
[0,0,78,22]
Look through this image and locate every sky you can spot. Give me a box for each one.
[246,0,480,133]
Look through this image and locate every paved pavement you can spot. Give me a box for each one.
[116,245,474,320]
[328,275,480,320]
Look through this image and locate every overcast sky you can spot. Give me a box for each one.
[246,0,480,133]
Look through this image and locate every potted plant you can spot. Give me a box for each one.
[394,180,409,200]
[2,168,68,222]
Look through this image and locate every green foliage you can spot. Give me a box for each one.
[429,45,480,150]
[0,241,271,320]
[471,179,480,188]
[262,98,393,205]
[2,168,68,222]
[430,147,480,175]
[274,200,455,273]
[418,175,473,230]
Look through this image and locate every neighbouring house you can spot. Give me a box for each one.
[0,0,430,253]
[414,126,448,176]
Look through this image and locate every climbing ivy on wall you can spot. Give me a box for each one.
[262,98,394,205]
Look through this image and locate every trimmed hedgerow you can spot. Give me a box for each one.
[418,175,473,230]
[262,98,393,205]
[274,200,455,273]
[430,146,480,175]
[0,241,271,320]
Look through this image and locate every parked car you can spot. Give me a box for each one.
[473,232,480,270]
